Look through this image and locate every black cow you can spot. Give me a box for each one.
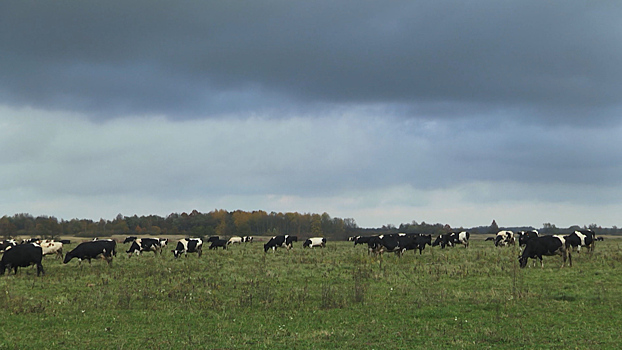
[264,235,298,252]
[353,236,375,247]
[517,230,539,247]
[209,239,228,250]
[519,235,570,268]
[172,238,203,258]
[596,237,604,241]
[485,237,495,242]
[126,238,163,257]
[0,244,44,276]
[405,234,432,255]
[92,238,117,257]
[564,230,595,253]
[63,241,114,265]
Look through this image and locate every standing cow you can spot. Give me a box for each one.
[303,237,326,248]
[172,238,203,258]
[519,235,570,268]
[64,241,115,265]
[0,243,44,276]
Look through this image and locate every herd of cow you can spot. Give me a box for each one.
[0,228,602,277]
[0,234,329,276]
[350,228,600,268]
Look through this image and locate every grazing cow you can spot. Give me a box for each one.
[564,230,595,253]
[432,233,454,248]
[263,235,298,252]
[519,235,570,268]
[517,230,539,247]
[206,236,220,243]
[172,238,203,258]
[227,236,243,245]
[303,237,326,248]
[39,240,63,259]
[122,236,138,244]
[0,243,44,276]
[495,231,515,247]
[596,237,604,241]
[242,236,254,243]
[485,237,495,242]
[364,234,422,256]
[209,239,228,250]
[63,241,114,265]
[453,231,470,248]
[126,238,163,257]
[0,239,16,253]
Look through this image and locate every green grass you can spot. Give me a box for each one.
[1,239,622,349]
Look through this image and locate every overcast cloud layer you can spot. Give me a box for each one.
[1,1,621,228]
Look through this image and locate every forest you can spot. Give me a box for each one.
[1,210,620,240]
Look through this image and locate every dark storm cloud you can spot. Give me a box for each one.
[2,1,621,122]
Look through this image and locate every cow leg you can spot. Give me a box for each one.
[36,263,44,276]
[198,248,203,257]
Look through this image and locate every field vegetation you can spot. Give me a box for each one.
[1,238,621,349]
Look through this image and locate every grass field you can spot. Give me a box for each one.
[1,238,621,349]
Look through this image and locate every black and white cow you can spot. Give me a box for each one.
[209,239,228,250]
[242,236,254,243]
[63,241,115,265]
[495,231,515,247]
[303,237,326,248]
[172,238,203,258]
[263,235,298,252]
[0,239,16,253]
[0,243,44,276]
[564,230,595,253]
[517,230,539,247]
[432,233,453,248]
[519,235,570,268]
[126,238,164,257]
[452,231,470,248]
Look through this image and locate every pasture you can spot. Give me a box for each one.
[1,238,621,349]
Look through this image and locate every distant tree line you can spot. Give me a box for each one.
[0,210,360,241]
[1,212,620,241]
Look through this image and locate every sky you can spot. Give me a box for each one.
[1,1,622,229]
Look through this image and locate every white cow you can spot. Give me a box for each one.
[39,240,63,259]
[227,236,243,245]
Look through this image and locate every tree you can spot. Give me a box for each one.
[490,220,499,233]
